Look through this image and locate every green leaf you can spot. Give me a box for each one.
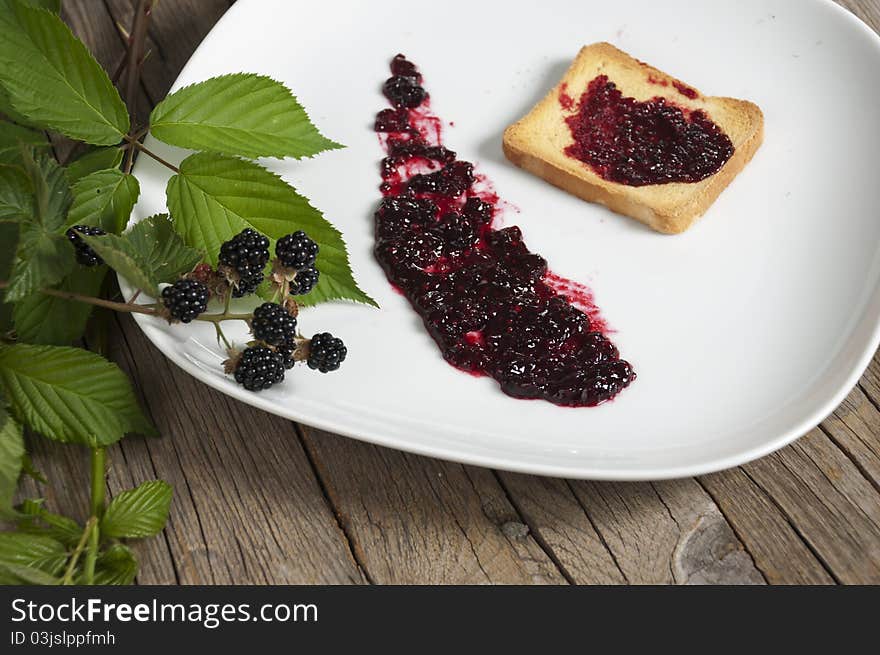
[0,561,60,584]
[0,344,156,446]
[21,0,61,11]
[149,73,342,160]
[124,214,202,284]
[4,150,75,301]
[92,543,137,585]
[15,499,82,547]
[0,0,129,144]
[0,531,67,576]
[67,168,139,234]
[100,480,171,539]
[167,153,375,306]
[0,119,49,164]
[0,222,18,331]
[13,266,105,344]
[79,232,158,295]
[65,146,123,183]
[0,414,24,512]
[0,164,31,222]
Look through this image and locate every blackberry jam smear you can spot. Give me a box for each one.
[373,55,635,407]
[562,75,733,186]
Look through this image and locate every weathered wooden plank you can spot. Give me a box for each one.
[821,385,880,492]
[838,0,880,32]
[495,474,627,584]
[111,315,365,584]
[300,427,567,584]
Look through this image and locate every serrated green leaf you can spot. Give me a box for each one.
[100,480,171,539]
[0,344,156,446]
[20,148,70,232]
[92,543,137,585]
[65,147,123,183]
[0,222,16,331]
[79,232,157,296]
[0,119,48,164]
[166,153,375,306]
[0,414,24,512]
[0,561,60,584]
[0,0,129,144]
[5,227,74,301]
[125,214,202,284]
[0,531,66,576]
[150,74,342,160]
[15,499,82,547]
[67,168,139,234]
[0,164,31,222]
[13,266,105,345]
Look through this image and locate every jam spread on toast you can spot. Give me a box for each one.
[561,75,733,186]
[373,55,635,407]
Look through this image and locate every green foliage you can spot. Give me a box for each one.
[4,150,74,301]
[0,164,32,221]
[80,214,201,296]
[65,146,124,183]
[100,480,172,538]
[0,119,49,164]
[0,0,129,144]
[67,168,140,233]
[0,413,23,512]
[167,152,375,306]
[0,344,156,447]
[0,532,66,579]
[15,499,82,547]
[13,266,105,345]
[92,543,137,585]
[150,73,342,159]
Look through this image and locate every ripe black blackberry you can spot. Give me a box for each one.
[290,266,319,296]
[307,332,347,373]
[277,345,296,370]
[251,302,297,347]
[218,228,270,297]
[276,230,318,271]
[233,345,285,391]
[161,279,209,323]
[66,225,106,266]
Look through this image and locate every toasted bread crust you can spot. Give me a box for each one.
[502,43,764,234]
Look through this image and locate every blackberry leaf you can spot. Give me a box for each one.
[0,119,49,165]
[67,168,140,234]
[150,73,342,159]
[0,344,156,447]
[0,413,23,513]
[91,544,137,585]
[0,0,129,144]
[100,480,172,539]
[65,147,124,184]
[167,153,376,306]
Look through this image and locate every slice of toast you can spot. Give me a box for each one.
[502,43,763,234]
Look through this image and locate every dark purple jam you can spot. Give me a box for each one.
[373,56,635,407]
[562,75,733,186]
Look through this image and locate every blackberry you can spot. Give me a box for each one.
[219,228,270,297]
[66,225,106,266]
[307,332,347,373]
[290,266,319,295]
[161,279,209,323]
[276,230,318,271]
[277,345,297,370]
[251,302,297,347]
[233,345,285,391]
[383,75,426,108]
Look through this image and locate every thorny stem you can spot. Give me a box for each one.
[124,0,153,119]
[214,323,232,350]
[128,139,180,173]
[61,517,97,585]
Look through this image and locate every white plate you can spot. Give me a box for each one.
[127,0,880,479]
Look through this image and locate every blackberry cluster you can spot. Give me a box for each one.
[290,267,319,296]
[276,231,318,271]
[233,345,285,391]
[251,302,297,347]
[219,228,269,297]
[161,279,209,323]
[307,332,347,373]
[66,225,106,267]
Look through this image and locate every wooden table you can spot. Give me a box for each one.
[28,0,880,584]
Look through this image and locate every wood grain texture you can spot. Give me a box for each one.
[12,0,880,585]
